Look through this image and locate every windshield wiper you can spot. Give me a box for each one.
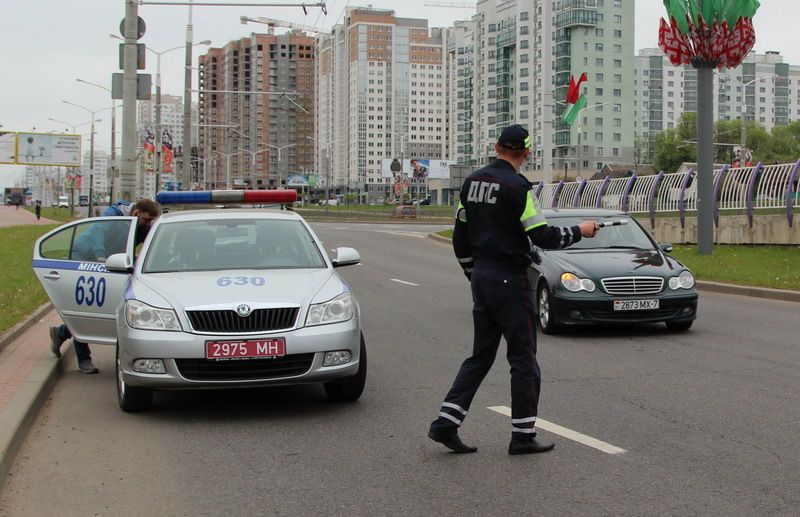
[595,245,644,250]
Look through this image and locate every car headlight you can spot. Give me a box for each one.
[560,273,596,293]
[306,292,354,326]
[669,270,696,290]
[125,300,181,331]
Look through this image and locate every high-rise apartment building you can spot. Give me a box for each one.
[635,50,799,162]
[446,0,635,182]
[316,7,450,201]
[198,31,316,190]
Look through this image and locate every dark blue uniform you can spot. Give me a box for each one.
[431,158,582,442]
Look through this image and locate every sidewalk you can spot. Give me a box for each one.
[0,304,63,493]
[0,204,60,227]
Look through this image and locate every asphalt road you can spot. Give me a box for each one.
[2,222,798,516]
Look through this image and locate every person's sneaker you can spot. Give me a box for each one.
[508,437,555,455]
[78,360,99,374]
[49,326,65,358]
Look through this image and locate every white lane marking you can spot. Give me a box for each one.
[390,278,420,286]
[370,229,427,238]
[487,406,627,455]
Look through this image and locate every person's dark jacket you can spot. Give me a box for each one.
[453,159,582,276]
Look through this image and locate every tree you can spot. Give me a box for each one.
[653,113,698,173]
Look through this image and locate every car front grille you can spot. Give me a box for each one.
[186,308,299,333]
[601,276,664,295]
[175,353,314,381]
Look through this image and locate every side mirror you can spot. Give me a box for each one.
[106,253,134,272]
[332,247,360,268]
[658,242,674,254]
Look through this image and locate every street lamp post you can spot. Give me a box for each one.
[62,101,113,216]
[76,78,116,204]
[558,101,608,180]
[241,147,270,187]
[48,118,93,206]
[263,144,297,189]
[111,35,210,194]
[307,136,345,207]
[721,73,774,164]
[387,132,409,204]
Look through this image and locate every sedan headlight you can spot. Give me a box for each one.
[306,292,354,326]
[669,270,696,290]
[560,272,596,293]
[125,300,181,331]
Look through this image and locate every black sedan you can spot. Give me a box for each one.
[529,209,698,333]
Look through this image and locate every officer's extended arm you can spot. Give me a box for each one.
[520,190,582,250]
[452,202,473,280]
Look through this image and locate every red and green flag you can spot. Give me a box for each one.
[563,73,587,126]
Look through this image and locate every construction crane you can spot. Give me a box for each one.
[423,1,476,8]
[240,16,324,35]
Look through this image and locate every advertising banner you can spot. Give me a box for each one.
[0,131,16,164]
[161,128,174,173]
[143,128,155,173]
[380,158,456,180]
[287,174,311,187]
[15,132,82,167]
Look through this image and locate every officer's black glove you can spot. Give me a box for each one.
[463,270,472,281]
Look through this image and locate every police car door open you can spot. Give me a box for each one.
[33,217,138,346]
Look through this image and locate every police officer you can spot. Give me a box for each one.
[428,124,600,455]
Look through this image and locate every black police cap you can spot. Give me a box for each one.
[497,124,531,150]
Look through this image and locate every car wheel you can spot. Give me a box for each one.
[537,283,561,335]
[324,333,367,402]
[666,320,693,331]
[116,344,153,412]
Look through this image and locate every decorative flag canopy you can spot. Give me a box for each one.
[563,73,588,126]
[658,0,760,68]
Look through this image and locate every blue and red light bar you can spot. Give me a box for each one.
[156,190,297,205]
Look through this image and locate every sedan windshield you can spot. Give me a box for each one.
[142,219,327,273]
[546,216,655,250]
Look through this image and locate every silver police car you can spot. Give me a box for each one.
[33,195,365,412]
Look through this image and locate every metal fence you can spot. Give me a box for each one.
[533,160,800,228]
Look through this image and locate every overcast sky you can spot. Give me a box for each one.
[1,0,798,188]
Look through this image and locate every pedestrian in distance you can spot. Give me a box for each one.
[49,198,160,373]
[34,200,41,220]
[428,124,601,455]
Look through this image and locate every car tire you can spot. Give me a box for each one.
[666,320,693,331]
[324,333,367,402]
[537,283,561,335]
[116,344,153,412]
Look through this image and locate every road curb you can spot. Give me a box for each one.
[0,303,53,355]
[0,345,66,494]
[427,233,800,303]
[695,280,800,303]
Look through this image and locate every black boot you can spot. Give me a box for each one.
[428,428,478,453]
[508,437,555,455]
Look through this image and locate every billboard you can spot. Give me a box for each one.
[16,132,82,166]
[380,158,456,180]
[287,174,317,187]
[142,127,175,173]
[0,131,16,164]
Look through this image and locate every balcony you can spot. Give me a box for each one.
[555,9,598,29]
[496,28,516,48]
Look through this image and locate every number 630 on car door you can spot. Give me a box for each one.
[33,217,138,345]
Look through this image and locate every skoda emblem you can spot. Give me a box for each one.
[236,304,252,317]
